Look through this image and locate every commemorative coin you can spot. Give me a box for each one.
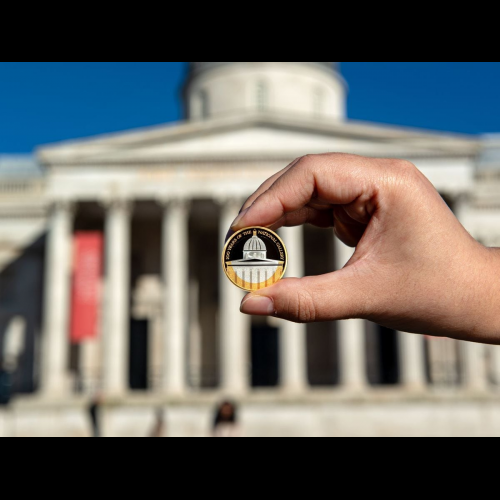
[222,227,287,291]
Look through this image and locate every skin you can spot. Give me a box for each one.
[230,153,500,345]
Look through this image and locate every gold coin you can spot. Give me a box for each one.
[222,227,288,291]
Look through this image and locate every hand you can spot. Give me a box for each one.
[230,153,500,344]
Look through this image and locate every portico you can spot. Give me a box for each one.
[2,62,500,437]
[36,184,498,400]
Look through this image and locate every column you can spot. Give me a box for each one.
[490,345,500,387]
[81,339,101,394]
[279,226,307,393]
[41,201,74,396]
[398,331,426,391]
[461,341,488,392]
[161,199,189,395]
[219,199,250,395]
[188,279,203,388]
[102,199,132,397]
[335,238,367,391]
[148,304,163,390]
[428,337,459,386]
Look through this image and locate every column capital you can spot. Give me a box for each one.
[215,196,246,211]
[101,197,134,214]
[49,199,76,216]
[157,197,191,210]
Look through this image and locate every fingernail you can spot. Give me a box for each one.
[230,207,250,229]
[240,295,275,316]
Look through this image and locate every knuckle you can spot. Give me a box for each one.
[382,158,421,188]
[276,279,317,323]
[297,154,316,170]
[393,158,417,175]
[293,287,317,323]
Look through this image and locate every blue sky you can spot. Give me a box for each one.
[1,62,500,154]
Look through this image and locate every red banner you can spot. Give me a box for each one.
[70,232,103,344]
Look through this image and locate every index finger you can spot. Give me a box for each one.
[231,153,375,231]
[239,157,302,213]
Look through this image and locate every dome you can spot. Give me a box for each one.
[243,231,268,261]
[244,231,267,252]
[184,62,346,121]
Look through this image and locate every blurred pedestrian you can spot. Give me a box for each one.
[213,401,241,437]
[0,365,11,407]
[149,408,166,437]
[88,394,102,438]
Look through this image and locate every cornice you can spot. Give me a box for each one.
[41,150,479,168]
[37,113,480,166]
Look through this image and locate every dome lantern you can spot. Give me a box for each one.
[189,62,338,76]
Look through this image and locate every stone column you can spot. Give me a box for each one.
[398,331,426,391]
[81,339,101,394]
[188,279,203,388]
[161,199,189,395]
[335,238,367,391]
[219,199,249,395]
[428,337,459,386]
[490,345,500,387]
[279,226,307,393]
[461,341,488,392]
[148,306,163,391]
[40,201,74,397]
[102,199,132,397]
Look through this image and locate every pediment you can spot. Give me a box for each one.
[38,113,480,165]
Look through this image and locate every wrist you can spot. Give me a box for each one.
[467,245,500,344]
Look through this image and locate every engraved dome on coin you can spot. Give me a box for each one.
[222,227,287,291]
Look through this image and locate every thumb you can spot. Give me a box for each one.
[239,270,370,323]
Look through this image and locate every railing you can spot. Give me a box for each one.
[0,180,45,196]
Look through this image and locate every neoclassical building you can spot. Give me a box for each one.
[1,62,500,437]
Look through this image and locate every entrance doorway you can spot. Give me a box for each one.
[251,321,279,387]
[366,323,400,385]
[129,319,148,390]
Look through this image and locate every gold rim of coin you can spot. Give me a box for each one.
[221,226,288,292]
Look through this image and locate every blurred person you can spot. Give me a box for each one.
[0,364,11,407]
[0,316,25,408]
[88,393,103,438]
[149,408,166,437]
[233,153,500,344]
[213,401,241,438]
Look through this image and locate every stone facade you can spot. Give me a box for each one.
[1,62,500,437]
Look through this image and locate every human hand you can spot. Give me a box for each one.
[230,153,500,344]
